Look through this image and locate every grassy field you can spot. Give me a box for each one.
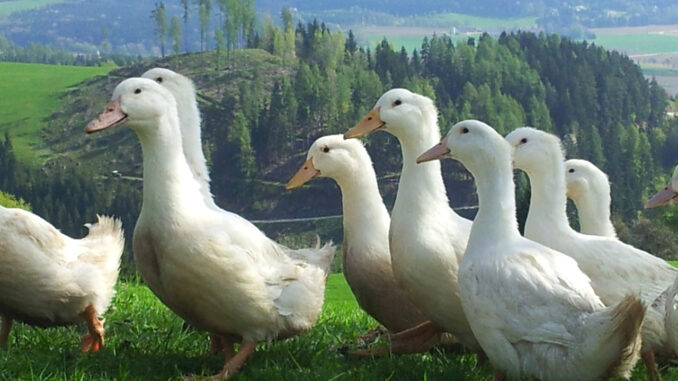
[1,272,677,380]
[591,33,678,55]
[0,0,64,19]
[353,12,536,53]
[0,62,113,165]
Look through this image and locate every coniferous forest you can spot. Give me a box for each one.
[3,17,678,268]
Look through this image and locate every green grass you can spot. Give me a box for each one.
[641,66,678,77]
[2,272,677,380]
[361,32,480,54]
[409,12,537,30]
[591,33,678,55]
[0,62,113,165]
[0,0,64,20]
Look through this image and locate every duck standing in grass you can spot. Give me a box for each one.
[287,135,433,351]
[417,119,643,381]
[85,77,335,379]
[0,210,123,352]
[345,89,479,353]
[506,127,678,381]
[565,159,617,238]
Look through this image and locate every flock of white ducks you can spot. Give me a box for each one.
[3,68,678,381]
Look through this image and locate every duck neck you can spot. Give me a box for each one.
[393,124,455,221]
[177,96,210,185]
[574,194,615,237]
[136,114,205,217]
[525,164,573,236]
[468,158,520,246]
[336,168,390,245]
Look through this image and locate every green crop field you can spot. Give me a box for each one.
[0,62,113,166]
[591,33,678,55]
[0,0,64,19]
[1,272,676,380]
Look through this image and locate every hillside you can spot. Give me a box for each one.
[0,61,112,165]
[3,28,678,262]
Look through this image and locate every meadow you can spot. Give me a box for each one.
[2,272,678,381]
[0,62,113,165]
[0,0,63,19]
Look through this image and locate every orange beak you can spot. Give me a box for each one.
[644,184,678,209]
[417,137,450,163]
[344,107,384,139]
[85,98,127,134]
[286,158,320,190]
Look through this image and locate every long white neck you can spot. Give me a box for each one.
[136,114,207,219]
[335,167,390,247]
[524,162,574,239]
[176,94,216,208]
[468,155,521,247]
[392,120,460,223]
[573,193,616,237]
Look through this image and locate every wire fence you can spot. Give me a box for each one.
[249,205,478,224]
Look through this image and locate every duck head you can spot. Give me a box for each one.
[417,119,509,173]
[645,165,678,209]
[86,77,177,135]
[344,88,437,141]
[286,135,369,189]
[565,159,609,202]
[505,127,564,175]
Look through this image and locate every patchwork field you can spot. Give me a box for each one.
[590,25,678,96]
[1,272,678,380]
[0,62,113,165]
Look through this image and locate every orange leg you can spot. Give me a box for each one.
[347,321,442,356]
[209,333,239,361]
[214,341,256,379]
[80,304,105,353]
[642,349,662,381]
[0,316,12,349]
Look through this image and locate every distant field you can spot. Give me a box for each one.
[358,28,481,52]
[591,33,678,55]
[354,12,536,52]
[0,62,113,165]
[590,25,678,96]
[0,0,64,19]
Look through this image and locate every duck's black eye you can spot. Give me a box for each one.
[134,88,142,94]
[322,146,330,153]
[520,138,528,144]
[461,127,469,134]
[156,77,163,83]
[569,168,575,173]
[393,99,402,106]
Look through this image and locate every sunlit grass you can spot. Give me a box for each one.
[1,272,677,380]
[0,62,113,166]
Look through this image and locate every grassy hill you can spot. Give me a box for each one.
[0,62,113,166]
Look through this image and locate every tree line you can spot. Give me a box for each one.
[3,9,678,267]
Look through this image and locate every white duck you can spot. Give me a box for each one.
[506,127,678,380]
[565,159,617,238]
[140,67,217,210]
[344,89,478,351]
[85,78,335,379]
[0,210,123,352]
[141,68,327,271]
[645,165,678,209]
[417,119,643,380]
[286,135,429,336]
